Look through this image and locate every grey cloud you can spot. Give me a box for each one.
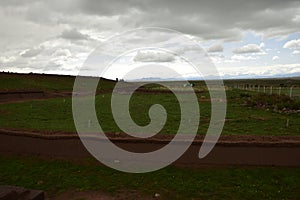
[2,0,300,43]
[61,28,90,40]
[233,44,262,54]
[0,0,38,7]
[207,44,223,53]
[51,48,72,57]
[0,0,300,76]
[44,61,62,71]
[83,0,299,38]
[25,2,55,24]
[134,51,175,62]
[20,46,44,57]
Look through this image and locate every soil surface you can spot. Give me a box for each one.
[1,128,300,146]
[1,129,300,167]
[1,90,300,168]
[48,189,156,200]
[0,90,72,104]
[1,74,299,199]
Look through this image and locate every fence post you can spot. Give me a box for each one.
[278,87,281,95]
[270,86,273,95]
[263,86,266,93]
[258,85,260,92]
[289,86,293,98]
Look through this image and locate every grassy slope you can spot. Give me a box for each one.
[0,156,299,199]
[0,74,299,199]
[0,90,299,135]
[0,73,75,91]
[0,73,299,135]
[0,72,117,92]
[1,72,299,91]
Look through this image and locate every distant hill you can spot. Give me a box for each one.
[0,72,116,92]
[1,72,299,92]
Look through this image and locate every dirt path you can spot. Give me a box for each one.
[1,129,300,167]
[0,90,72,104]
[48,189,155,200]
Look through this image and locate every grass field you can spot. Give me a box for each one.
[0,73,75,91]
[0,72,118,92]
[1,73,300,199]
[0,156,299,199]
[1,72,299,91]
[0,74,300,135]
[0,88,299,135]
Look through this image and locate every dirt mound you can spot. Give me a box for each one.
[0,185,44,200]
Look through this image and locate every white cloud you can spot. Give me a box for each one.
[0,56,16,63]
[232,44,263,54]
[51,48,72,57]
[283,39,300,49]
[218,63,300,78]
[259,42,265,48]
[231,55,257,61]
[207,43,223,53]
[292,50,300,54]
[223,55,257,63]
[134,50,175,63]
[272,56,279,60]
[209,54,224,64]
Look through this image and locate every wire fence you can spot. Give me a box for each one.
[231,84,300,99]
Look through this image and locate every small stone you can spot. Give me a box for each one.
[154,193,160,198]
[37,180,43,185]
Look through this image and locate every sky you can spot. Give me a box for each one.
[0,0,300,80]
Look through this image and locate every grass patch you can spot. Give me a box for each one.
[0,72,117,92]
[244,93,300,111]
[0,89,299,135]
[0,156,299,199]
[0,73,75,92]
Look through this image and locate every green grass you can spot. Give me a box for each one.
[2,72,299,93]
[0,156,299,199]
[0,73,75,91]
[0,89,299,135]
[0,73,299,135]
[0,72,118,92]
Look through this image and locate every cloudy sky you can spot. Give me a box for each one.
[0,0,300,79]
